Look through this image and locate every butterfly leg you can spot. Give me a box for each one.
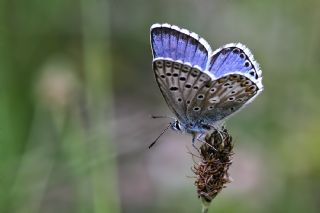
[208,123,226,141]
[195,132,217,151]
[191,133,200,152]
[216,129,225,141]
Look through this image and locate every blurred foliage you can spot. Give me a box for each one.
[0,0,320,212]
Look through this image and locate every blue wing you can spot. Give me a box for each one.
[207,43,262,82]
[150,23,212,70]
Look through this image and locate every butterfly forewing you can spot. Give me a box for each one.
[150,23,211,70]
[153,59,188,123]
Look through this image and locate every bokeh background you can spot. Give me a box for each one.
[1,0,320,212]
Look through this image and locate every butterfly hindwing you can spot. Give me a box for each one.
[151,23,212,70]
[187,74,259,123]
[184,70,212,121]
[208,43,263,90]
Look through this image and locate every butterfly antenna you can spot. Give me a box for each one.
[150,115,175,120]
[148,123,172,149]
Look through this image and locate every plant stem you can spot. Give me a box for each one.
[202,206,209,213]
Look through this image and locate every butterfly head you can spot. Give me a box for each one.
[170,119,183,132]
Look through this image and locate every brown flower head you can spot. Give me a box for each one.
[193,128,234,211]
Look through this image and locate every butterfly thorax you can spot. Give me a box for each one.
[171,119,212,134]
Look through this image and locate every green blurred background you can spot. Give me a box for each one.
[1,0,320,212]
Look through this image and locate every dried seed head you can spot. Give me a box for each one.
[193,128,234,205]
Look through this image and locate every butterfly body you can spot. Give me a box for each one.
[150,23,263,139]
[171,118,211,134]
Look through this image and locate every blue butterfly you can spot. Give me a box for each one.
[149,23,263,148]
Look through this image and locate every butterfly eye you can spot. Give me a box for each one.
[174,121,181,130]
[193,86,199,90]
[239,53,245,59]
[208,106,214,110]
[177,98,182,102]
[185,84,192,88]
[173,73,179,77]
[228,97,235,101]
[179,77,186,81]
[160,75,165,78]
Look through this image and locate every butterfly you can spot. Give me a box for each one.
[149,23,263,148]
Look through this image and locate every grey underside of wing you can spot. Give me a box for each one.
[153,59,200,123]
[153,59,259,125]
[187,74,258,123]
